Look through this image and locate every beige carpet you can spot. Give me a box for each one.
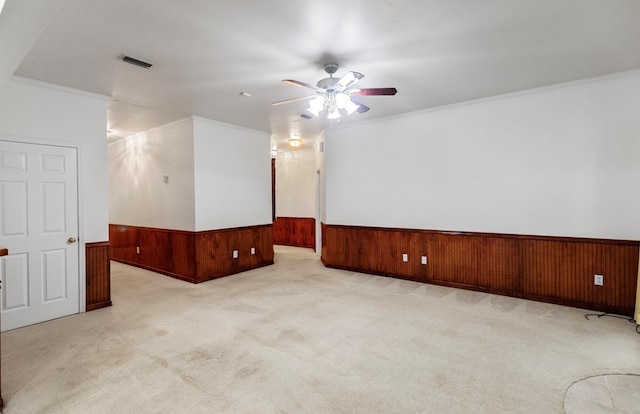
[565,374,640,413]
[2,245,639,413]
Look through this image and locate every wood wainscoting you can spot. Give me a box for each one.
[0,247,6,409]
[110,225,197,282]
[109,224,274,283]
[322,224,639,316]
[85,241,112,311]
[273,217,315,249]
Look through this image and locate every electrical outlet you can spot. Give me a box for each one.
[421,256,427,265]
[594,274,603,286]
[402,253,408,262]
[250,247,256,255]
[233,250,238,259]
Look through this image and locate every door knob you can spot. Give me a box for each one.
[68,237,77,243]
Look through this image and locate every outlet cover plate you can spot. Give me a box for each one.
[594,274,603,286]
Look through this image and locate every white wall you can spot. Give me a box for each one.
[0,77,108,242]
[275,148,316,217]
[193,117,271,231]
[314,133,326,252]
[326,71,640,240]
[108,118,196,231]
[316,134,326,223]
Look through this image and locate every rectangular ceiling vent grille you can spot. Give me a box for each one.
[121,54,152,69]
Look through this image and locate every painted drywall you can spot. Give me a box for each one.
[275,148,316,218]
[108,118,196,231]
[0,0,63,93]
[314,132,326,252]
[326,71,640,240]
[0,77,108,242]
[193,117,271,231]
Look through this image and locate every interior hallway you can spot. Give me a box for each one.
[2,246,639,413]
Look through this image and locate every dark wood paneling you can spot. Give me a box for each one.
[0,247,5,410]
[425,232,520,292]
[273,217,315,249]
[322,224,639,316]
[520,239,639,314]
[321,222,327,261]
[85,241,112,311]
[109,224,273,283]
[195,224,274,282]
[137,228,197,281]
[109,225,138,263]
[110,225,197,282]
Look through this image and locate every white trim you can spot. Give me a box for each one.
[106,116,193,145]
[331,68,640,132]
[75,143,87,313]
[315,169,322,255]
[10,76,110,102]
[193,115,267,136]
[136,116,192,135]
[0,132,80,149]
[107,115,268,146]
[417,68,640,114]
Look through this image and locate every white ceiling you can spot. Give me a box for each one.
[6,0,640,150]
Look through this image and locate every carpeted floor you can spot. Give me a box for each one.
[2,245,639,413]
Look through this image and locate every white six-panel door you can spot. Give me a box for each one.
[0,140,79,331]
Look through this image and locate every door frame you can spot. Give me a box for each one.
[315,169,322,254]
[0,133,86,313]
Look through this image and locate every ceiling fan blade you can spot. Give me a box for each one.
[334,71,364,91]
[356,103,370,113]
[272,95,316,106]
[283,79,320,91]
[350,97,370,113]
[350,87,397,96]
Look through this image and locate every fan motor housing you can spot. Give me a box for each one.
[323,63,338,75]
[316,77,339,89]
[317,63,340,89]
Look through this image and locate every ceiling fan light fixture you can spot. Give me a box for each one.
[336,93,359,115]
[308,96,325,117]
[327,109,341,120]
[279,64,396,120]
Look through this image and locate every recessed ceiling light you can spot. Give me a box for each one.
[239,92,252,97]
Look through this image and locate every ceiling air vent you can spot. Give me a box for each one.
[120,54,152,69]
[300,113,312,120]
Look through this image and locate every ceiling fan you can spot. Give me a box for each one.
[272,63,397,120]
